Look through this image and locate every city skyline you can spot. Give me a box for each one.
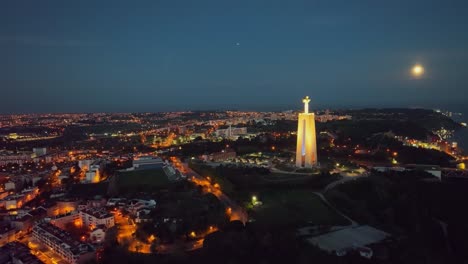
[2,1,468,113]
[2,2,468,263]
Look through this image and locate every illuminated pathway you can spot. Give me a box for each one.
[114,213,151,254]
[113,157,228,254]
[115,204,220,254]
[171,157,248,224]
[112,156,247,255]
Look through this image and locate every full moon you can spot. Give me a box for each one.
[412,64,424,77]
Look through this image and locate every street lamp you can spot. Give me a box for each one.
[252,196,257,205]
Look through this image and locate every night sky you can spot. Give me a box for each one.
[1,0,468,113]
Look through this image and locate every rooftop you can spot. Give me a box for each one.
[27,207,47,217]
[52,211,78,220]
[81,207,113,219]
[12,214,32,222]
[35,222,93,256]
[39,201,57,209]
[306,225,390,253]
[0,242,43,264]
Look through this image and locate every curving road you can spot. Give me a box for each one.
[171,157,248,224]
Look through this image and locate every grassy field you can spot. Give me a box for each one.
[116,168,170,191]
[69,182,109,197]
[250,189,350,228]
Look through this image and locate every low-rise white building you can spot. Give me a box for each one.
[49,212,81,229]
[128,199,156,216]
[82,160,106,183]
[80,208,114,228]
[32,222,95,264]
[89,227,106,244]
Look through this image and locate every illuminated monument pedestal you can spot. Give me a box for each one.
[296,96,318,168]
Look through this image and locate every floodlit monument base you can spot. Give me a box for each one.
[296,96,318,168]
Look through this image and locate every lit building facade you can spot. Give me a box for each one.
[296,96,318,167]
[0,187,39,210]
[32,223,95,264]
[80,208,114,229]
[50,212,81,229]
[201,149,237,162]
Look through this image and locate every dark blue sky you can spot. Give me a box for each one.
[1,0,467,113]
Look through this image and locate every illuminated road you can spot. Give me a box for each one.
[114,206,218,254]
[26,238,68,264]
[171,157,248,224]
[111,156,246,255]
[115,212,152,254]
